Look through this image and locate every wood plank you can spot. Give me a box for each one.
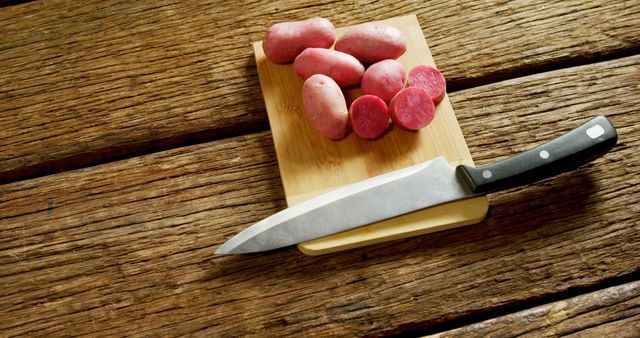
[0,54,639,337]
[1,0,639,182]
[429,280,640,338]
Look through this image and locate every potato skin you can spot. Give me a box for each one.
[263,17,336,64]
[294,48,365,87]
[302,74,349,140]
[335,23,406,64]
[361,59,406,103]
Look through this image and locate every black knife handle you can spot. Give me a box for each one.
[456,115,617,194]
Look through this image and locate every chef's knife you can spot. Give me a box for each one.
[216,115,617,254]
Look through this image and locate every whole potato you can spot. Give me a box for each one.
[294,48,365,87]
[302,74,349,140]
[263,17,336,64]
[361,59,406,103]
[335,23,406,64]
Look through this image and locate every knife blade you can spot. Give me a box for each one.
[216,115,617,254]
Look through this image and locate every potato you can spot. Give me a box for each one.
[335,23,406,64]
[263,17,336,64]
[294,48,365,87]
[361,59,406,103]
[349,95,389,140]
[407,65,447,104]
[302,74,349,140]
[389,87,436,131]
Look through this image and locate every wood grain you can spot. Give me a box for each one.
[1,0,639,182]
[1,55,638,336]
[430,280,640,337]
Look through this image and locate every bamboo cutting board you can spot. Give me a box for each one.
[252,14,488,255]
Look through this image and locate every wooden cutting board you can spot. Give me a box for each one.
[252,14,488,255]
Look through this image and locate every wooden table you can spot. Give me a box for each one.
[1,1,638,336]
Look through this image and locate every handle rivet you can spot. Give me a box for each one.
[540,150,550,159]
[482,170,493,179]
[586,124,605,139]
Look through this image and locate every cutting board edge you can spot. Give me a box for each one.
[297,195,489,256]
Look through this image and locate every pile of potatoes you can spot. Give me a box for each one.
[263,17,446,140]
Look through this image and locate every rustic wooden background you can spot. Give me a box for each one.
[1,0,639,336]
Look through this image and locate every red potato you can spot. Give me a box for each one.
[389,87,435,131]
[294,48,365,87]
[335,23,406,64]
[349,95,389,139]
[263,17,336,64]
[407,65,447,104]
[361,60,406,103]
[302,74,349,140]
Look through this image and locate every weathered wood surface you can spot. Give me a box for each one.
[431,280,640,338]
[1,0,639,182]
[1,54,638,336]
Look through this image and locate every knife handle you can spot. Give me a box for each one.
[456,115,617,194]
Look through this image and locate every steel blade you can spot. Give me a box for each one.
[215,156,474,254]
